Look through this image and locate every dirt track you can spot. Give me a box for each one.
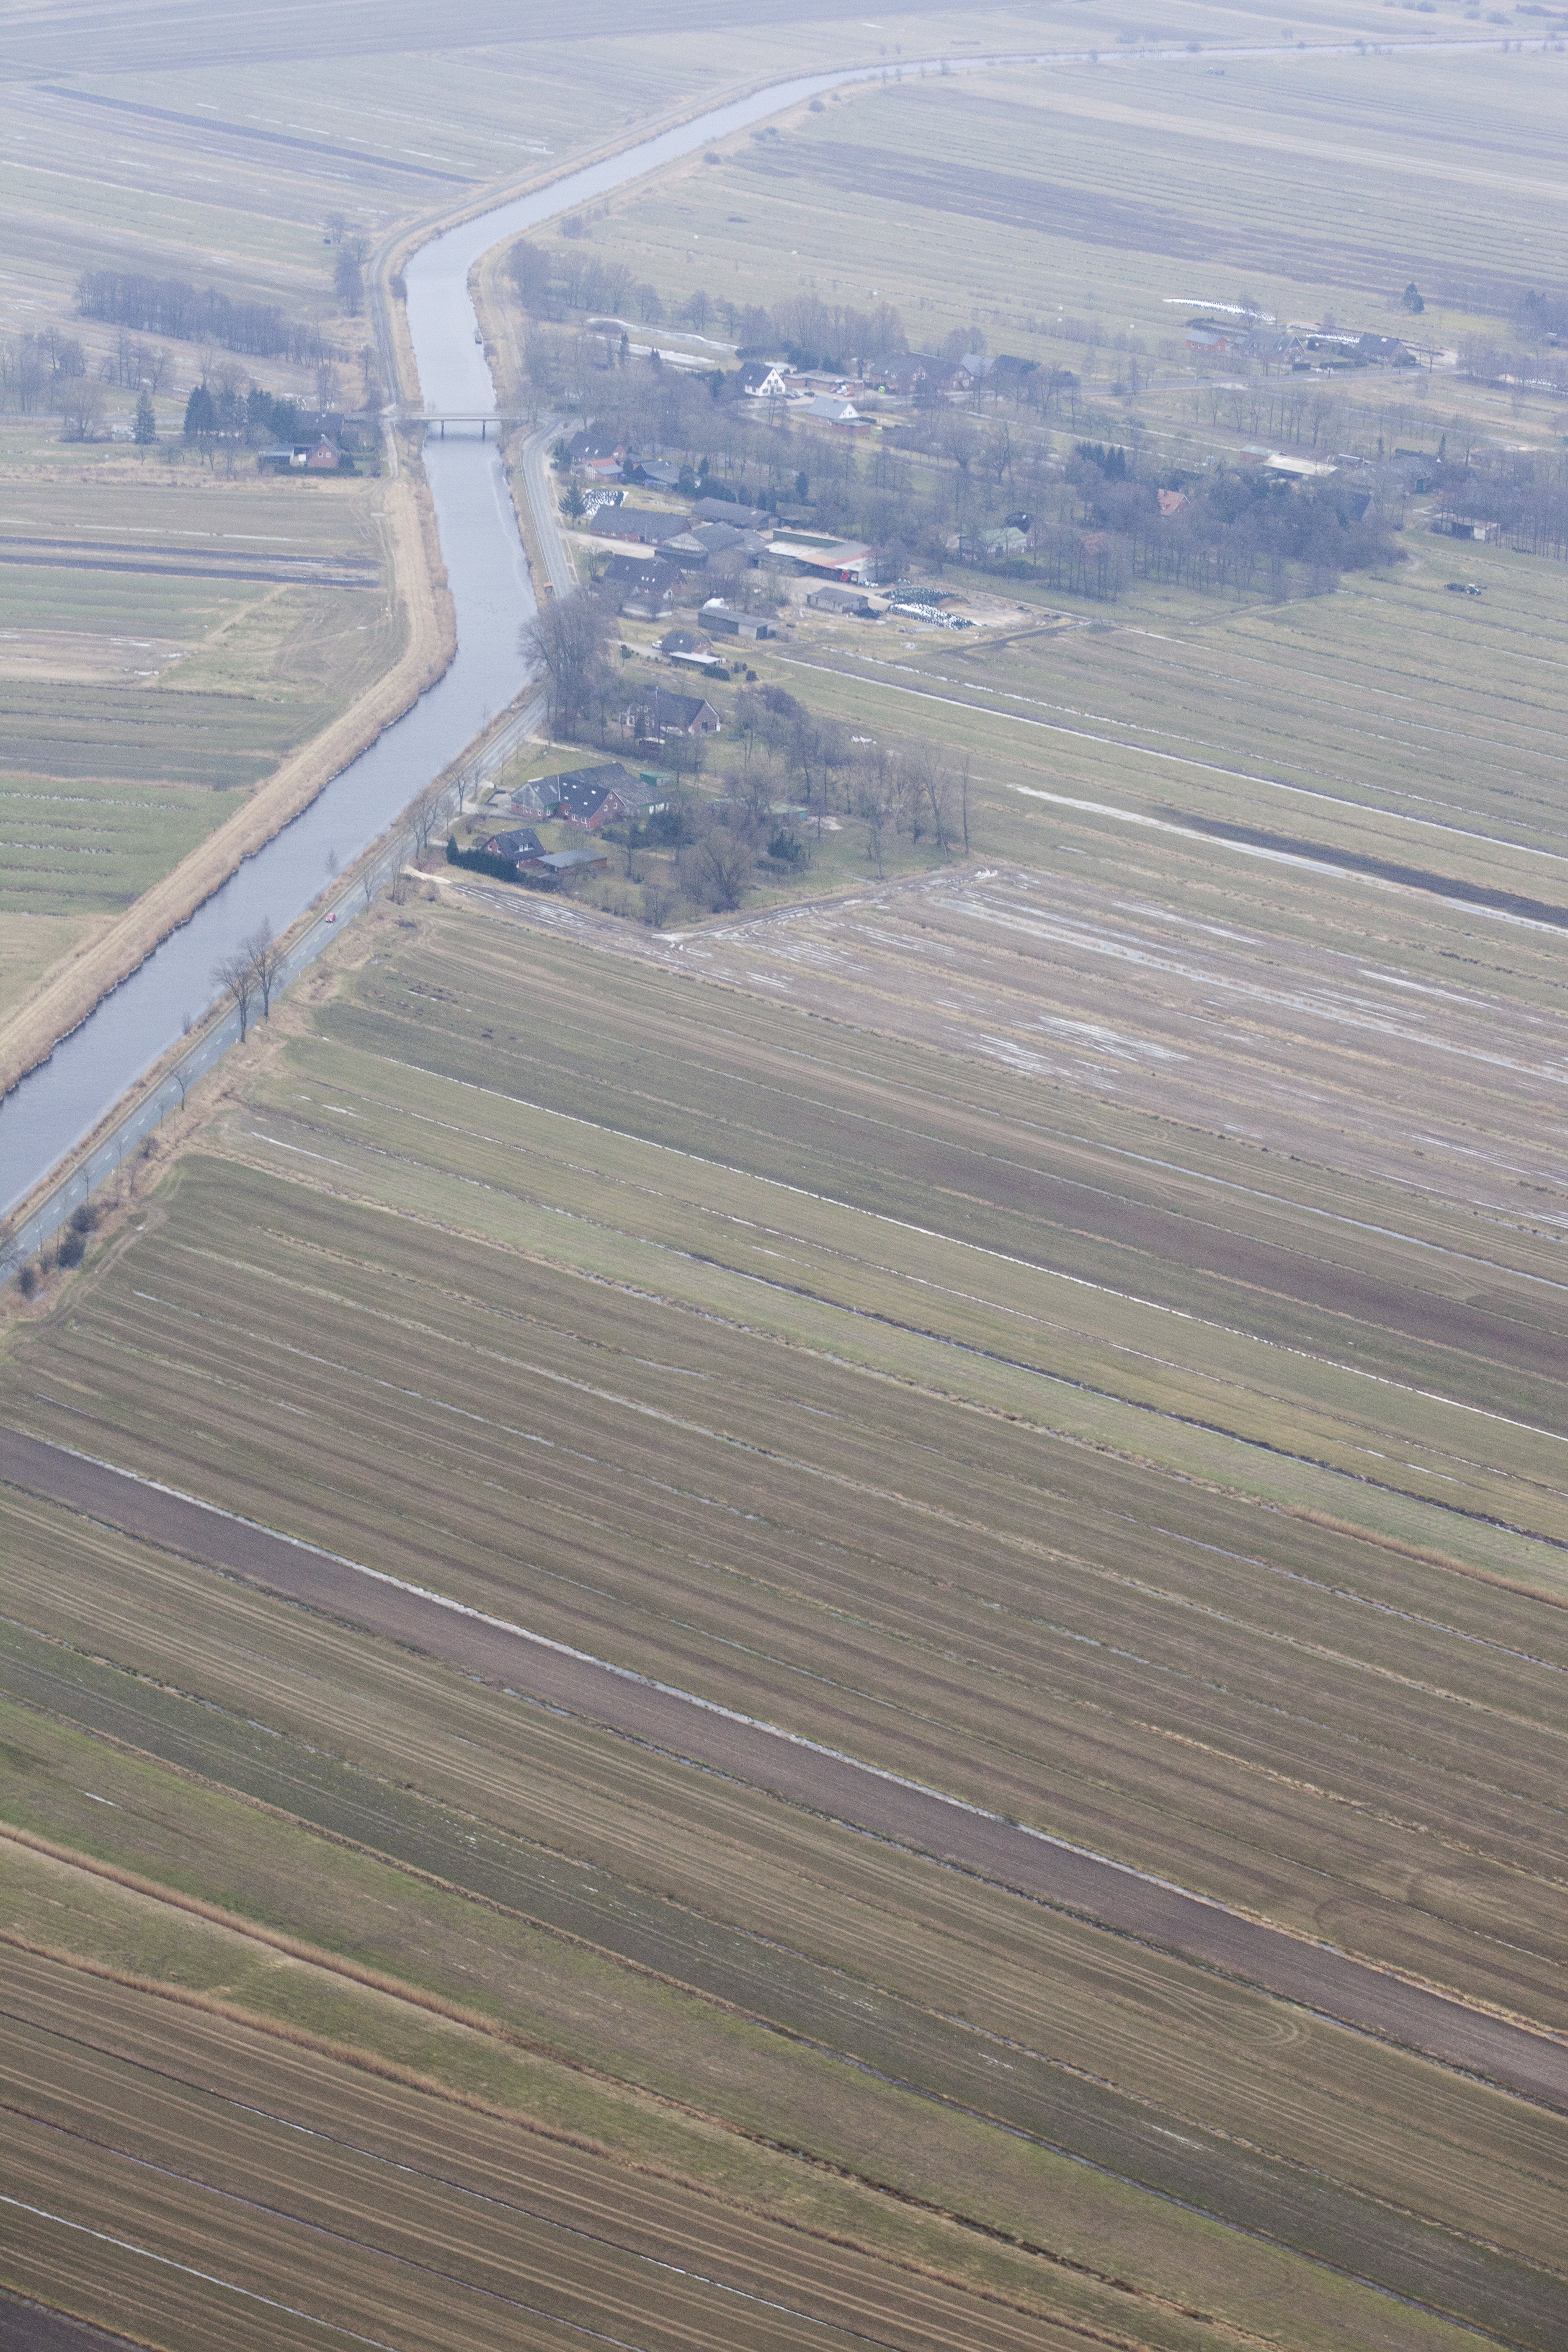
[5,1421,1565,2112]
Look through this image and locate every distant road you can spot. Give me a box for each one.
[4,1423,1565,2115]
[518,419,579,597]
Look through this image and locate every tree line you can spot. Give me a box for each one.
[544,346,1398,602]
[509,233,905,368]
[1438,449,1568,560]
[182,382,309,446]
[76,269,329,364]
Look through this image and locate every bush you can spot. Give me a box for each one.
[446,837,525,884]
[69,1202,98,1236]
[767,829,807,867]
[56,1230,86,1270]
[16,1262,37,1299]
[629,806,690,850]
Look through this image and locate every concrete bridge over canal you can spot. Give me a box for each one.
[395,411,533,438]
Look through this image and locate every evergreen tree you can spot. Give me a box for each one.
[133,388,157,449]
[183,383,216,440]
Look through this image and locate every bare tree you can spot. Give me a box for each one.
[853,741,901,878]
[681,824,754,912]
[904,743,956,853]
[522,589,611,736]
[407,779,448,854]
[58,379,106,441]
[241,920,285,1021]
[212,950,257,1040]
[661,730,707,790]
[738,748,785,825]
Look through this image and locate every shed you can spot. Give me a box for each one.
[534,846,610,884]
[1430,515,1501,542]
[806,583,876,616]
[701,599,776,640]
[692,498,773,530]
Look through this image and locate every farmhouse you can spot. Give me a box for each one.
[796,393,871,428]
[1300,328,1418,368]
[502,779,554,819]
[590,508,686,546]
[599,551,681,616]
[741,362,792,399]
[623,686,720,738]
[862,352,970,398]
[480,826,546,866]
[629,457,684,490]
[657,627,729,676]
[1185,319,1242,355]
[258,435,350,474]
[542,761,668,829]
[567,430,624,470]
[1391,447,1438,493]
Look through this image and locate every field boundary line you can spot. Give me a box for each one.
[0,1933,1191,2345]
[770,654,1568,935]
[0,2193,400,2349]
[5,1429,1568,2114]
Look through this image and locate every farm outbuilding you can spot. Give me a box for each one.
[806,583,877,616]
[1431,515,1501,542]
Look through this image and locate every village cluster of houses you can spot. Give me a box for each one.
[736,350,1028,418]
[1185,317,1426,370]
[568,433,891,625]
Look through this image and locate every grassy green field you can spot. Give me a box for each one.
[3,891,1566,2345]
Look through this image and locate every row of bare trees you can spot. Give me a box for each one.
[211,921,285,1041]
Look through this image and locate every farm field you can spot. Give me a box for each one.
[0,1478,1560,2351]
[3,884,1567,2345]
[0,1919,1090,2352]
[10,7,1568,2347]
[606,42,1568,430]
[0,3,1090,414]
[0,467,396,1027]
[751,521,1568,871]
